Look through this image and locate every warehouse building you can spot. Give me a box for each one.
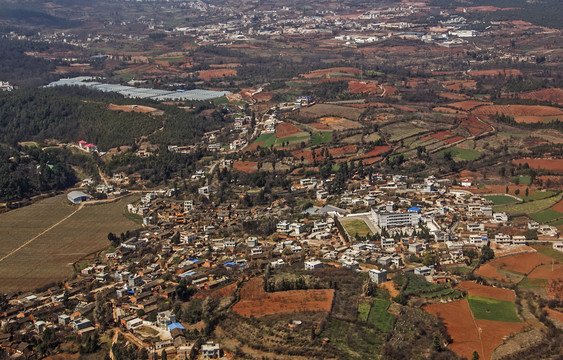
[67,191,91,204]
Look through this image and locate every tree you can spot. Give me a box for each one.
[431,334,442,352]
[161,349,167,360]
[480,245,495,263]
[422,252,435,267]
[465,249,478,262]
[472,350,480,360]
[93,293,112,329]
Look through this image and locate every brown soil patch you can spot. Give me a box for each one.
[310,123,332,131]
[433,106,465,114]
[209,63,241,68]
[244,142,263,152]
[460,115,492,136]
[197,69,237,81]
[438,92,469,100]
[423,299,481,360]
[456,6,520,12]
[468,69,522,77]
[442,80,477,92]
[253,91,274,102]
[276,122,302,138]
[546,307,563,323]
[107,103,161,114]
[233,161,258,173]
[319,116,363,131]
[444,135,465,144]
[488,252,554,275]
[475,263,511,282]
[512,158,563,172]
[475,319,526,360]
[513,115,561,124]
[456,281,515,302]
[292,145,357,163]
[448,100,492,111]
[431,130,454,141]
[348,81,382,94]
[473,104,562,117]
[551,198,563,212]
[518,88,563,105]
[362,156,383,165]
[380,280,399,297]
[546,279,563,299]
[528,264,563,280]
[363,145,391,158]
[194,282,237,299]
[233,277,334,317]
[301,67,361,79]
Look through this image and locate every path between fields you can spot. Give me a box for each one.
[0,203,84,263]
[468,300,486,359]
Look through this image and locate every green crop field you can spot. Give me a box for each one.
[519,190,558,201]
[403,272,443,295]
[529,209,563,223]
[311,131,333,145]
[484,195,520,205]
[0,194,141,293]
[341,219,373,237]
[358,301,371,322]
[530,244,563,263]
[467,295,521,323]
[323,318,384,360]
[253,133,277,148]
[437,146,481,161]
[517,277,548,289]
[367,300,394,332]
[495,192,563,215]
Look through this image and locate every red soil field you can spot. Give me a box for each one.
[475,263,511,282]
[546,279,563,299]
[384,86,399,97]
[253,92,274,102]
[310,123,332,131]
[197,69,237,81]
[194,282,237,299]
[551,198,563,212]
[423,299,481,359]
[319,117,363,130]
[292,145,357,163]
[487,252,553,275]
[233,277,334,317]
[448,100,491,111]
[438,92,469,100]
[518,88,563,105]
[528,264,563,280]
[363,145,391,158]
[362,156,383,165]
[433,107,465,114]
[475,319,526,360]
[431,130,454,141]
[460,115,492,136]
[444,135,465,144]
[301,67,361,79]
[512,158,563,172]
[107,103,160,114]
[473,104,562,117]
[546,308,563,323]
[233,161,258,173]
[244,142,263,152]
[442,80,477,92]
[276,122,302,138]
[456,281,515,302]
[468,69,522,77]
[347,81,381,94]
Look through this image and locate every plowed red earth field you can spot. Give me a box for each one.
[512,158,563,172]
[518,88,563,105]
[233,161,258,173]
[197,69,237,81]
[479,252,553,276]
[448,100,491,111]
[468,69,522,77]
[276,122,302,138]
[233,277,334,317]
[456,281,515,301]
[473,105,562,117]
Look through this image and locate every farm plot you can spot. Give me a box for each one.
[319,116,363,131]
[456,281,515,302]
[495,192,563,215]
[233,277,334,317]
[512,158,563,172]
[529,209,563,223]
[381,122,429,142]
[298,104,364,121]
[276,122,302,138]
[311,131,333,145]
[518,88,563,105]
[437,146,481,161]
[467,295,521,322]
[301,67,361,79]
[473,104,562,117]
[366,300,394,332]
[233,161,258,173]
[197,68,237,81]
[0,195,141,293]
[484,195,520,205]
[447,100,491,111]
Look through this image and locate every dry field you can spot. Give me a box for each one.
[438,92,469,100]
[473,104,563,117]
[447,100,491,111]
[301,67,361,79]
[512,158,563,172]
[233,161,258,173]
[468,69,522,77]
[0,194,140,293]
[232,277,334,317]
[362,145,391,158]
[107,103,162,114]
[347,81,381,94]
[518,88,563,105]
[197,69,237,81]
[298,104,364,121]
[475,263,511,282]
[319,116,363,131]
[275,122,302,138]
[456,281,515,302]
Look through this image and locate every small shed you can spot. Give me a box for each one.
[67,191,91,204]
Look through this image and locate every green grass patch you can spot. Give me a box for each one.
[530,244,563,263]
[447,265,473,274]
[341,219,373,237]
[519,190,558,201]
[511,176,531,184]
[311,131,333,145]
[323,318,384,360]
[421,288,454,298]
[437,146,481,161]
[443,290,463,299]
[124,211,143,224]
[484,195,520,206]
[286,81,310,87]
[358,302,371,322]
[212,96,229,105]
[495,192,563,215]
[332,164,341,171]
[389,153,409,162]
[529,209,563,223]
[253,133,276,148]
[517,277,548,289]
[274,134,310,147]
[467,295,521,323]
[403,272,443,296]
[367,300,394,332]
[153,56,186,62]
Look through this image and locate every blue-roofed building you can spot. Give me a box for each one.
[408,206,421,213]
[168,322,185,331]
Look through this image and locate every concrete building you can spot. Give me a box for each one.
[67,191,91,204]
[371,209,419,228]
[369,269,387,284]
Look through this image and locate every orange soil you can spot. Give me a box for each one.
[473,104,563,117]
[433,107,465,114]
[319,117,363,131]
[194,282,237,299]
[253,92,274,102]
[245,142,264,152]
[442,80,477,92]
[301,67,361,79]
[233,277,334,317]
[107,103,160,114]
[469,69,522,77]
[487,252,554,275]
[438,92,469,100]
[513,115,561,123]
[444,135,465,144]
[423,300,481,359]
[460,115,492,136]
[380,280,400,297]
[475,263,511,282]
[384,86,399,97]
[448,100,491,111]
[292,145,357,163]
[233,161,258,173]
[475,319,526,360]
[518,88,563,105]
[456,281,515,302]
[348,81,381,94]
[310,123,332,131]
[431,130,454,141]
[546,279,563,299]
[545,307,563,323]
[362,156,383,165]
[528,264,563,280]
[276,122,302,138]
[512,158,563,172]
[363,145,391,157]
[551,198,563,212]
[197,69,237,81]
